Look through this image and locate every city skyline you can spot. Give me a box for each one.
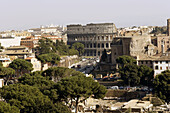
[0,0,170,31]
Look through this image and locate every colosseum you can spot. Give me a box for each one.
[67,23,117,56]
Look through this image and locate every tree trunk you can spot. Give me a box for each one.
[41,63,44,71]
[75,97,79,113]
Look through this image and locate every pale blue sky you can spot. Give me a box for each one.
[0,0,170,31]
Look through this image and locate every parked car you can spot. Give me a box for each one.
[110,86,119,90]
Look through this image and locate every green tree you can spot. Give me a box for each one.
[0,101,19,113]
[18,72,59,102]
[48,53,61,66]
[0,67,15,85]
[153,70,170,102]
[9,59,33,77]
[0,62,2,67]
[151,26,167,35]
[37,53,60,71]
[71,42,84,56]
[56,40,69,55]
[36,37,56,55]
[138,65,154,87]
[0,84,70,113]
[68,49,79,56]
[57,75,107,113]
[119,63,140,86]
[42,67,83,82]
[116,55,136,67]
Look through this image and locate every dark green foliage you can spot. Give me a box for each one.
[68,49,79,55]
[37,53,60,70]
[0,62,2,67]
[153,70,170,102]
[57,75,107,112]
[0,84,53,113]
[18,73,58,102]
[9,59,33,77]
[0,101,19,113]
[37,53,60,65]
[0,84,70,113]
[35,37,79,56]
[119,63,140,86]
[151,26,167,35]
[138,65,154,87]
[56,40,69,55]
[0,67,15,85]
[0,67,15,78]
[36,37,56,55]
[71,42,84,56]
[42,67,84,82]
[116,55,136,66]
[117,55,154,87]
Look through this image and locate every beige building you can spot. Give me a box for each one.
[0,55,12,67]
[25,57,41,72]
[151,36,170,54]
[121,99,153,113]
[0,46,33,59]
[20,35,63,49]
[111,35,157,65]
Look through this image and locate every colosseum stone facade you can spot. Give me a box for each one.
[67,23,117,56]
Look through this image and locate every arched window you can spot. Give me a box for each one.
[98,43,100,48]
[102,43,104,48]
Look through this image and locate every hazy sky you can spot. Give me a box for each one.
[0,0,170,31]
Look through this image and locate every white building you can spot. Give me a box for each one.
[153,60,170,76]
[0,37,23,48]
[0,79,4,88]
[25,57,41,72]
[137,55,170,77]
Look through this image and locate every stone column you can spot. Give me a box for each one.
[109,43,111,48]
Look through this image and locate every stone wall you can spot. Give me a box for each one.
[67,23,117,56]
[111,35,157,65]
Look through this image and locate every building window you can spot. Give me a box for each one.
[98,51,100,56]
[106,43,109,48]
[102,43,104,48]
[146,61,148,64]
[98,43,100,48]
[155,66,158,70]
[166,66,168,70]
[94,43,96,48]
[150,61,152,64]
[155,61,158,64]
[106,36,108,40]
[90,43,92,48]
[141,61,143,64]
[86,44,89,48]
[166,61,168,64]
[94,51,96,56]
[160,66,162,70]
[160,61,162,64]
